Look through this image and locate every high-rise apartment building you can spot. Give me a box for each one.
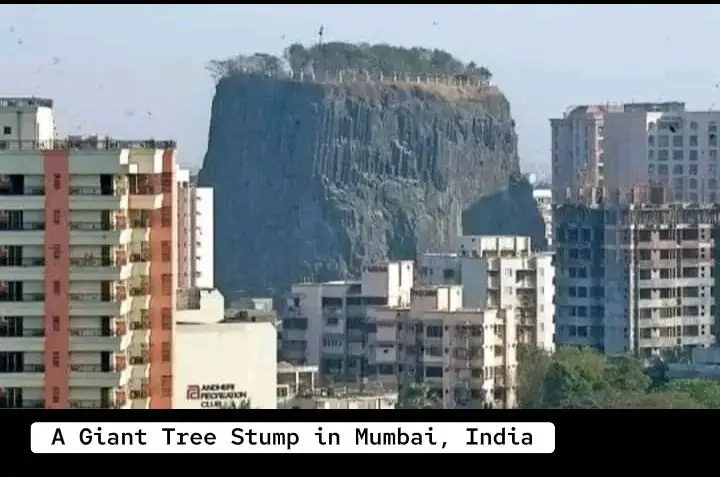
[532,188,553,248]
[365,286,517,409]
[0,97,177,409]
[176,169,213,289]
[282,261,414,379]
[554,185,720,357]
[418,236,555,352]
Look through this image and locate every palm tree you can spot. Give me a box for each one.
[397,383,439,409]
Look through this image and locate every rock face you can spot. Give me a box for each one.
[199,74,546,296]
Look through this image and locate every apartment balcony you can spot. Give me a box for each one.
[129,284,151,310]
[69,186,128,211]
[69,324,127,352]
[0,293,45,316]
[0,222,45,246]
[0,257,45,280]
[69,256,131,281]
[129,252,151,277]
[129,186,164,210]
[69,292,131,317]
[69,400,106,409]
[0,364,45,387]
[69,363,121,388]
[70,221,129,246]
[0,191,44,210]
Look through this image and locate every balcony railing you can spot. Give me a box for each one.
[0,293,44,302]
[0,364,45,373]
[129,253,150,263]
[0,138,177,150]
[69,400,105,409]
[69,257,115,267]
[68,293,115,302]
[0,257,45,266]
[69,328,112,338]
[69,221,121,231]
[70,364,113,373]
[0,222,45,231]
[69,186,126,196]
[131,219,152,228]
[129,287,149,297]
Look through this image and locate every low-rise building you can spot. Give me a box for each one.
[366,285,517,409]
[276,362,396,409]
[172,288,278,409]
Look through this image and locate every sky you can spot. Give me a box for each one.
[2,5,720,177]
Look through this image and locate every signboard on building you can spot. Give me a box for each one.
[186,383,248,409]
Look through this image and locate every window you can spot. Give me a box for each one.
[161,375,172,397]
[690,121,699,130]
[161,274,172,296]
[0,141,7,150]
[658,164,669,175]
[689,135,699,147]
[161,240,171,262]
[711,150,718,162]
[690,178,698,189]
[53,280,60,295]
[52,316,60,332]
[689,164,698,175]
[658,149,669,161]
[53,174,61,190]
[672,150,683,161]
[658,135,669,148]
[52,244,61,260]
[648,136,655,147]
[52,351,60,367]
[161,308,172,330]
[2,126,10,135]
[648,150,654,161]
[161,341,171,362]
[53,210,60,224]
[690,150,699,161]
[52,386,59,404]
[161,206,172,227]
[672,135,684,147]
[673,165,683,175]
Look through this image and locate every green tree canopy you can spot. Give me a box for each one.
[206,42,492,82]
[397,383,440,409]
[518,345,720,409]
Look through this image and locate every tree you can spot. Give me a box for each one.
[397,383,439,409]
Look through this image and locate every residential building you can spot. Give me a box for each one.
[418,235,555,352]
[366,285,517,409]
[533,187,553,248]
[176,168,213,289]
[667,346,720,381]
[554,184,720,357]
[282,260,414,379]
[174,309,277,409]
[276,362,397,409]
[0,97,177,409]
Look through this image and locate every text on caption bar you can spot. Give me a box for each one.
[31,422,555,454]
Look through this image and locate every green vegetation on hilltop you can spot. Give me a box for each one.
[518,346,720,409]
[206,42,492,82]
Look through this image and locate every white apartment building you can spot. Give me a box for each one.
[532,188,552,248]
[282,261,414,380]
[603,106,720,203]
[176,168,213,289]
[366,285,517,409]
[418,236,555,351]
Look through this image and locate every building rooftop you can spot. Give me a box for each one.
[2,137,177,151]
[0,97,53,108]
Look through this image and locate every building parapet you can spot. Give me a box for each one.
[0,97,53,108]
[0,137,177,151]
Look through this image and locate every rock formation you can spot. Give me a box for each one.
[199,47,546,297]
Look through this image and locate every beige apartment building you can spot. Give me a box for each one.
[555,185,720,357]
[0,97,179,409]
[419,235,555,352]
[365,285,517,409]
[282,261,414,380]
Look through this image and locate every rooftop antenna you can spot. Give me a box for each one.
[317,25,325,82]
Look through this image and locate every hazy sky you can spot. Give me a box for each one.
[2,5,720,176]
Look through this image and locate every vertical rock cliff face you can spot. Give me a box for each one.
[199,75,546,295]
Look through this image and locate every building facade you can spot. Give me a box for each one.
[366,285,517,409]
[533,188,553,248]
[176,169,213,289]
[418,236,555,351]
[0,98,177,409]
[554,186,720,357]
[282,261,414,380]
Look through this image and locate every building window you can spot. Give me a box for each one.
[52,316,60,332]
[690,121,699,130]
[161,308,172,330]
[689,135,699,147]
[53,210,60,224]
[690,150,699,161]
[52,351,60,367]
[53,280,60,295]
[161,241,171,262]
[52,244,61,260]
[161,274,172,296]
[161,206,172,227]
[53,174,61,190]
[161,342,171,362]
[52,387,59,403]
[161,375,172,397]
[2,126,10,135]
